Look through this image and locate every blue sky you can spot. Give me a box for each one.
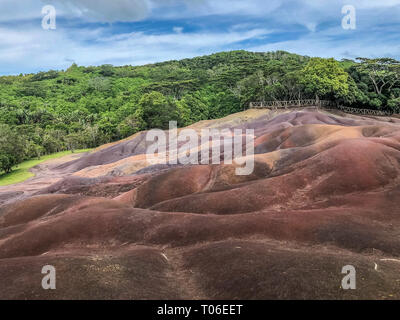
[1,0,400,75]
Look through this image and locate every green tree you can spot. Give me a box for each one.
[88,77,112,93]
[42,134,62,154]
[99,64,115,77]
[0,125,26,173]
[301,58,354,102]
[356,58,400,95]
[64,133,82,152]
[137,91,180,129]
[17,82,47,98]
[177,93,209,125]
[387,97,400,113]
[117,114,143,137]
[26,141,45,159]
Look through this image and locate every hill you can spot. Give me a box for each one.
[1,50,400,174]
[0,107,399,299]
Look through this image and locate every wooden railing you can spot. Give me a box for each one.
[249,100,333,109]
[249,100,395,117]
[336,105,393,116]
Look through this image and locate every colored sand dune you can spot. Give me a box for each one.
[0,108,400,299]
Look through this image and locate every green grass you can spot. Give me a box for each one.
[0,149,92,186]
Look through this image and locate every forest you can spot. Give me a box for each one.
[1,50,400,173]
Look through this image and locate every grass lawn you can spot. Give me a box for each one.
[0,149,92,187]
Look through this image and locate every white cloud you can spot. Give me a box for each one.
[1,0,400,74]
[47,0,150,22]
[249,25,400,60]
[0,0,43,22]
[0,0,186,23]
[0,24,272,74]
[2,0,400,26]
[173,26,183,34]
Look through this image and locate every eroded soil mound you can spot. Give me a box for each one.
[1,108,400,300]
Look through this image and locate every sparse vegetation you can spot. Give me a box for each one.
[0,149,91,186]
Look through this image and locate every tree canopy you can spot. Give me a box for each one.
[301,58,355,103]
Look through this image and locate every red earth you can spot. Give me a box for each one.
[0,108,400,300]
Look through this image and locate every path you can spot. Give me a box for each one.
[0,152,88,205]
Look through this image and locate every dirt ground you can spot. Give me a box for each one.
[0,108,400,300]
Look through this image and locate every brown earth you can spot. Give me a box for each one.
[0,107,400,300]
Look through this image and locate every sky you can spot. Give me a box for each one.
[0,0,400,75]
